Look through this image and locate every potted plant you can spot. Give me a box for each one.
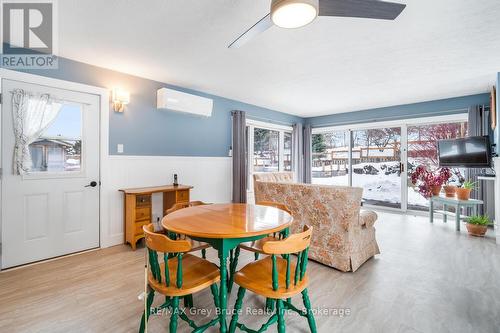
[410,166,452,199]
[456,180,476,200]
[443,183,456,197]
[465,215,490,237]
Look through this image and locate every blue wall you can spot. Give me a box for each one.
[306,94,490,127]
[15,57,303,156]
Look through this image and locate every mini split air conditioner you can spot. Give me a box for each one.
[157,88,213,117]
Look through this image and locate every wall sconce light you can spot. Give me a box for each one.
[112,88,130,112]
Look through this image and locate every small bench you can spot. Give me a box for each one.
[429,196,484,231]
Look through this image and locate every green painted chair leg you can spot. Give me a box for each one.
[170,296,180,333]
[265,298,275,311]
[201,248,207,259]
[228,247,240,293]
[210,283,220,308]
[276,299,286,333]
[229,287,246,333]
[139,289,155,333]
[302,289,317,333]
[183,294,194,308]
[254,252,259,261]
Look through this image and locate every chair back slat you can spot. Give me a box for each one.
[271,255,279,291]
[294,252,302,285]
[176,253,183,288]
[163,253,171,287]
[148,248,161,283]
[285,254,291,289]
[263,226,313,291]
[300,248,309,280]
[144,224,191,288]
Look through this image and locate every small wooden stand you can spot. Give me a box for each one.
[119,185,193,250]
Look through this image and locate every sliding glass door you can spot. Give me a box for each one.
[407,121,468,211]
[311,114,468,212]
[312,130,350,186]
[352,127,403,209]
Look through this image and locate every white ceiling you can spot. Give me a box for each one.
[58,0,500,117]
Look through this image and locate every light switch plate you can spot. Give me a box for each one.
[117,144,124,153]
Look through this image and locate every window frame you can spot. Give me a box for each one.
[246,119,293,192]
[22,100,86,180]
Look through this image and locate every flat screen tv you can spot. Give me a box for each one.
[438,136,491,168]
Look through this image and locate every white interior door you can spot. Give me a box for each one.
[1,79,100,269]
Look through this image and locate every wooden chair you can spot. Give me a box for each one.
[166,201,211,259]
[228,226,317,333]
[140,224,220,333]
[228,201,292,294]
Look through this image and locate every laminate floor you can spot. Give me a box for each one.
[0,212,499,333]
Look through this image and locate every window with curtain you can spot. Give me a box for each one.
[11,89,83,174]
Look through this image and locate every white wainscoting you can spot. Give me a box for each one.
[103,155,232,247]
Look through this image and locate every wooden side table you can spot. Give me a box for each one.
[429,196,484,231]
[119,185,193,249]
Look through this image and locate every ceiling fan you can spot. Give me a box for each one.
[228,0,406,48]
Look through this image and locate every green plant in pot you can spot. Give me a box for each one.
[456,180,476,200]
[465,215,490,237]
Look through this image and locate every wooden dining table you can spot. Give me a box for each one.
[162,203,293,333]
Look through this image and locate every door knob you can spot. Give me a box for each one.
[85,181,98,188]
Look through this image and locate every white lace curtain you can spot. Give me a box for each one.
[12,89,62,174]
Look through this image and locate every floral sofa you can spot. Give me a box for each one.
[253,172,379,272]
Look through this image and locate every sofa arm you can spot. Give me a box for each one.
[359,210,377,228]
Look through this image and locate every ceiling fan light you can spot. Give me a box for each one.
[271,0,319,29]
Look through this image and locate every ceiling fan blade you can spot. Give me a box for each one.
[228,13,273,49]
[319,0,406,20]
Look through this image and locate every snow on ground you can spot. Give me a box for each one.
[312,162,429,208]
